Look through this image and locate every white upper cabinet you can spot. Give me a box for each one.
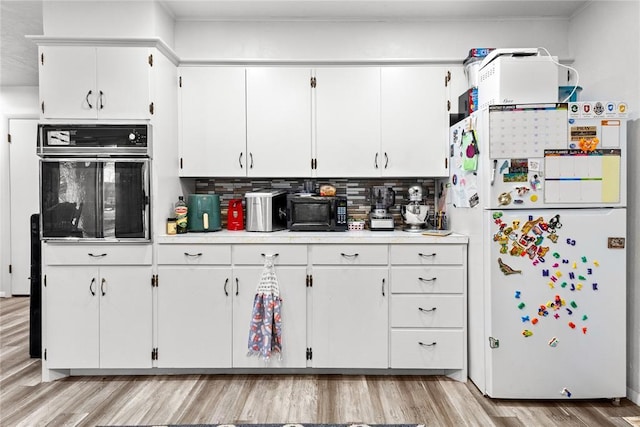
[314,67,381,177]
[39,46,152,120]
[179,67,247,177]
[246,67,312,177]
[380,66,450,177]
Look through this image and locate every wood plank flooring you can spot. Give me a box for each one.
[2,296,640,426]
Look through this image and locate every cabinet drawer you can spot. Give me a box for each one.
[391,295,464,328]
[391,267,464,294]
[44,244,152,265]
[390,330,463,369]
[311,244,388,265]
[233,244,307,265]
[157,244,231,265]
[390,244,464,265]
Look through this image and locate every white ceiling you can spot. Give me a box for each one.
[161,0,589,21]
[1,0,589,87]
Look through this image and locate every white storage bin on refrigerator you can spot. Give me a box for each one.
[478,55,559,110]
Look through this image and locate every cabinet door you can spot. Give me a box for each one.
[381,67,449,177]
[315,67,381,177]
[179,67,247,177]
[156,267,233,368]
[232,266,308,368]
[246,68,312,177]
[99,266,152,368]
[45,266,100,368]
[311,267,388,368]
[39,46,97,119]
[96,47,151,120]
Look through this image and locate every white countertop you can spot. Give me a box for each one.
[156,229,468,244]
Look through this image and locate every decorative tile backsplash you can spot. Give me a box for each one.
[192,177,440,228]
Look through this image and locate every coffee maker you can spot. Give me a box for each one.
[369,186,396,231]
[401,185,429,232]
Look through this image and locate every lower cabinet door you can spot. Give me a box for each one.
[311,267,389,368]
[99,266,153,369]
[45,266,100,369]
[157,267,232,368]
[232,266,307,368]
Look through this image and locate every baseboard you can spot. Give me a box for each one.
[0,291,7,298]
[627,386,640,405]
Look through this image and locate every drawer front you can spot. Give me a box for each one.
[390,329,464,369]
[390,244,464,265]
[157,244,231,265]
[391,267,464,294]
[44,244,152,265]
[233,244,307,265]
[311,244,388,265]
[391,295,464,328]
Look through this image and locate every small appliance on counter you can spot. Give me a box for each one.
[401,185,429,232]
[187,194,221,232]
[227,198,244,230]
[245,189,288,232]
[287,194,348,231]
[369,186,395,231]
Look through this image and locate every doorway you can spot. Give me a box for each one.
[8,119,39,295]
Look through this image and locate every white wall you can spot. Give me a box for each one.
[0,87,39,297]
[175,19,571,62]
[42,0,175,47]
[569,0,640,404]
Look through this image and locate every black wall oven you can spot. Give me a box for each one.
[37,124,150,241]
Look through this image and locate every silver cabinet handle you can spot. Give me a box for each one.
[419,341,437,347]
[340,253,359,258]
[99,90,104,109]
[384,152,389,168]
[249,153,254,169]
[374,152,379,169]
[418,252,437,258]
[101,278,106,296]
[88,253,107,258]
[261,253,279,257]
[239,152,244,168]
[224,278,229,296]
[382,278,386,296]
[184,252,203,257]
[89,277,96,296]
[235,278,239,296]
[418,307,437,313]
[85,90,93,109]
[418,277,437,282]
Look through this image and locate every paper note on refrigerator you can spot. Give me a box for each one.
[489,104,568,159]
[544,149,621,203]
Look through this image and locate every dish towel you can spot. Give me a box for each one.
[247,254,283,361]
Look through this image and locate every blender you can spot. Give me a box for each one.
[369,186,396,231]
[401,185,429,232]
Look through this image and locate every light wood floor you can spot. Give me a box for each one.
[2,296,640,427]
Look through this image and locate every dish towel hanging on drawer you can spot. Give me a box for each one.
[247,254,283,361]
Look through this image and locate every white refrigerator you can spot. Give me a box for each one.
[448,102,628,399]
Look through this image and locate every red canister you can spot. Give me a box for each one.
[227,199,244,230]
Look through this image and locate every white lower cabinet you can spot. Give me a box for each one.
[43,239,468,379]
[156,244,232,368]
[43,244,152,369]
[231,244,308,368]
[389,244,467,377]
[156,266,232,368]
[310,245,389,368]
[155,244,307,369]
